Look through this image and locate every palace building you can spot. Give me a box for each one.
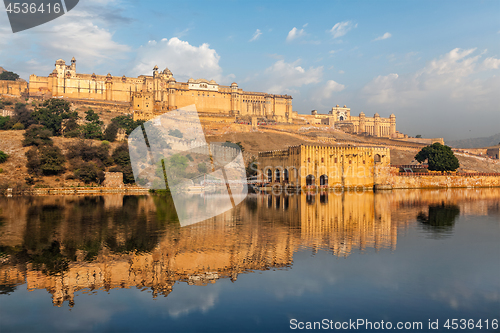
[28,58,293,122]
[258,144,390,188]
[312,105,398,138]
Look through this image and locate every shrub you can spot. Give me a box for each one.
[38,146,66,175]
[197,162,207,173]
[103,122,119,142]
[14,103,34,128]
[66,141,112,166]
[74,161,104,184]
[112,143,131,168]
[12,122,24,130]
[0,116,14,130]
[0,151,8,164]
[23,125,53,147]
[168,129,183,138]
[26,147,41,175]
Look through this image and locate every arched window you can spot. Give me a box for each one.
[284,169,289,183]
[275,169,281,183]
[267,169,272,182]
[320,175,328,186]
[306,174,315,186]
[374,154,381,163]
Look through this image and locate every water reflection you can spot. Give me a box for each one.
[417,203,460,238]
[0,188,499,309]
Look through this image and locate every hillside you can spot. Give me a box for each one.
[0,67,5,74]
[448,133,500,148]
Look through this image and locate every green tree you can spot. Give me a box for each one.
[103,121,119,142]
[63,112,80,137]
[168,129,183,138]
[82,109,103,139]
[0,151,8,164]
[416,134,422,138]
[39,146,66,175]
[110,144,135,184]
[0,116,14,130]
[197,162,207,173]
[31,99,73,136]
[110,115,144,135]
[0,71,19,81]
[14,103,35,128]
[415,142,460,172]
[22,125,53,147]
[82,122,103,140]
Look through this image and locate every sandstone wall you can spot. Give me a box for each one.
[387,174,500,189]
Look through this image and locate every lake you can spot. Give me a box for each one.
[0,189,499,332]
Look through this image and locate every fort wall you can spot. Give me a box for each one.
[0,80,27,97]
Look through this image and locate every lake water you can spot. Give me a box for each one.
[0,189,499,332]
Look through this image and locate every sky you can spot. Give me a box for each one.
[1,0,499,141]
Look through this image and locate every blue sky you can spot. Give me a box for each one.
[1,0,499,140]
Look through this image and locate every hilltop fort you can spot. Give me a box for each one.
[0,58,409,139]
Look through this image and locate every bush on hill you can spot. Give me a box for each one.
[0,71,19,81]
[0,151,8,164]
[23,125,53,147]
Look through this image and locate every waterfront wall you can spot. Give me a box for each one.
[387,174,500,189]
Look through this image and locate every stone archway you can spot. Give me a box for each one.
[284,169,289,183]
[306,174,315,186]
[267,169,272,182]
[319,174,328,186]
[275,169,281,183]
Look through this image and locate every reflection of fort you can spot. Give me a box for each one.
[0,189,499,307]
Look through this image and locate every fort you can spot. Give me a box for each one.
[0,58,405,138]
[311,105,403,139]
[27,58,293,123]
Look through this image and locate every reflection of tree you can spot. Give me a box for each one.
[417,203,460,236]
[0,284,16,295]
[151,192,179,223]
[6,196,170,271]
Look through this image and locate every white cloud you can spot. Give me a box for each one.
[249,29,262,42]
[246,59,322,94]
[0,1,131,78]
[317,80,345,99]
[481,57,500,70]
[338,70,345,74]
[361,48,500,139]
[286,27,306,42]
[373,32,392,41]
[328,21,357,39]
[303,23,309,28]
[131,37,226,83]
